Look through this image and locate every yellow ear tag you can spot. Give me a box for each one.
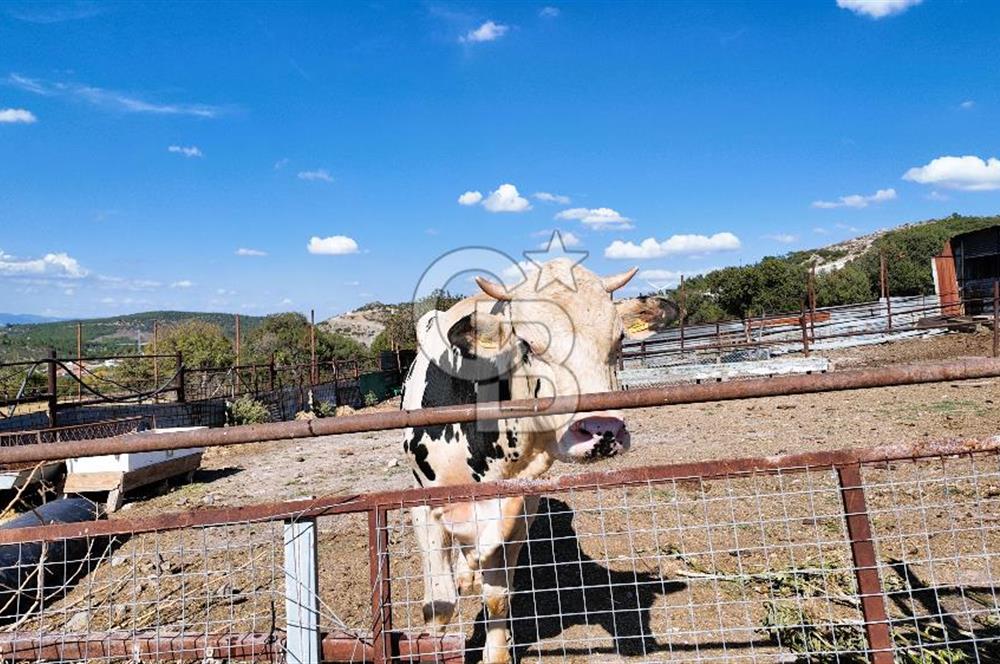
[627,320,650,334]
[477,339,499,350]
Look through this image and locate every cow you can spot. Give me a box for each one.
[401,258,677,663]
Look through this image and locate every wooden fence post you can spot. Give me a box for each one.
[46,349,58,428]
[269,353,277,392]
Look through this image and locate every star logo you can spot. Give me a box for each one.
[522,230,589,292]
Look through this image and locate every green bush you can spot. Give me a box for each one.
[313,400,336,418]
[227,396,271,426]
[363,390,379,407]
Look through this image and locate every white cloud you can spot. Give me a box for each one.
[0,249,88,278]
[960,100,975,110]
[534,230,581,248]
[902,155,1000,191]
[344,280,361,287]
[167,145,203,158]
[298,169,334,183]
[925,191,949,201]
[604,232,741,259]
[811,188,897,209]
[813,227,830,235]
[458,190,483,206]
[460,21,509,43]
[307,235,359,255]
[534,191,571,205]
[764,233,798,244]
[0,108,36,124]
[8,73,224,118]
[540,6,560,17]
[274,158,290,170]
[555,207,632,230]
[836,0,922,19]
[235,248,267,257]
[482,183,531,213]
[280,298,293,305]
[835,223,861,233]
[170,280,194,288]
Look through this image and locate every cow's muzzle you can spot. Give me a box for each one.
[558,412,631,461]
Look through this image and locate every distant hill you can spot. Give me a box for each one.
[0,310,266,362]
[320,302,403,346]
[0,313,64,325]
[657,213,1000,323]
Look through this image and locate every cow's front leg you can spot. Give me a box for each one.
[479,496,538,664]
[411,505,457,631]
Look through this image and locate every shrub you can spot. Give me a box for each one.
[227,396,270,426]
[363,390,379,407]
[313,400,337,418]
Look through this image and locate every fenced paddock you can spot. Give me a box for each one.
[0,359,997,663]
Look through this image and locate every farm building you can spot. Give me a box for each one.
[932,224,1000,314]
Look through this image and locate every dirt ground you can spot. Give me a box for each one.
[16,328,1000,662]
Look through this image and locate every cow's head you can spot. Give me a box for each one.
[438,258,677,463]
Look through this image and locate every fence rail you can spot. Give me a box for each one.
[623,289,999,367]
[0,358,996,662]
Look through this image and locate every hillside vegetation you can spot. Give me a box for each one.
[0,311,266,362]
[663,213,998,323]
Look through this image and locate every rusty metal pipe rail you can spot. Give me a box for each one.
[0,357,997,466]
[0,434,995,546]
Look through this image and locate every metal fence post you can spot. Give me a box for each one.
[836,464,893,664]
[369,507,393,663]
[284,518,321,664]
[993,279,998,358]
[799,303,810,357]
[46,349,58,428]
[174,351,186,403]
[808,264,817,341]
[679,274,686,351]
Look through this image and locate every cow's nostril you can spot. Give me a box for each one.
[600,431,615,443]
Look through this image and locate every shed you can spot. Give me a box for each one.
[933,225,1000,315]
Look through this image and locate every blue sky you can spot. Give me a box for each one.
[2,0,1000,320]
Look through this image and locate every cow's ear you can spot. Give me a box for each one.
[616,296,679,340]
[447,308,508,358]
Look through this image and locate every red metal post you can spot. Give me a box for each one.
[310,309,317,385]
[799,303,810,357]
[152,320,159,403]
[369,507,393,663]
[269,353,276,392]
[76,322,83,401]
[993,279,998,358]
[679,274,686,350]
[174,351,186,403]
[880,253,892,332]
[46,349,58,428]
[808,264,817,341]
[837,464,893,664]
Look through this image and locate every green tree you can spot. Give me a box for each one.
[112,320,234,390]
[245,312,367,365]
[815,263,874,307]
[377,289,463,351]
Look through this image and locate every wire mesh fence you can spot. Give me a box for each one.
[0,438,994,662]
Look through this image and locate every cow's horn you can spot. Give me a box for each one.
[475,276,512,301]
[602,267,638,293]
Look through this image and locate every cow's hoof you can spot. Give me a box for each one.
[456,569,482,596]
[422,600,455,631]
